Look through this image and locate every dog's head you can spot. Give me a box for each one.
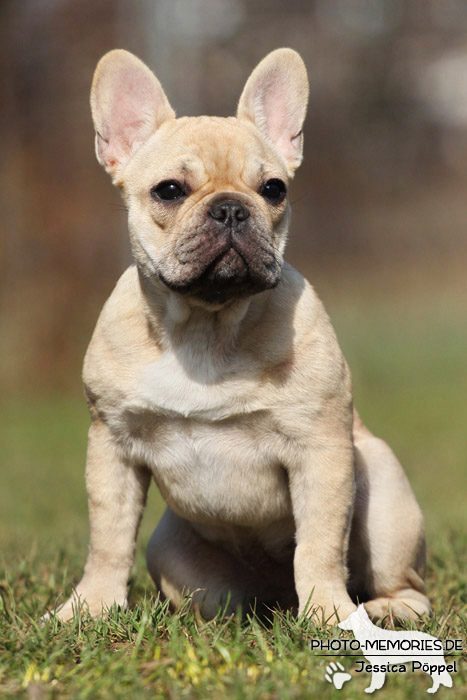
[91,49,308,305]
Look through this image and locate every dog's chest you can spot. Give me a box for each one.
[117,343,292,526]
[148,416,291,525]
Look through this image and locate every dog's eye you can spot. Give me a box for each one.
[151,180,185,202]
[261,179,287,202]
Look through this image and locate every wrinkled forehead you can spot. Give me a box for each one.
[124,115,288,188]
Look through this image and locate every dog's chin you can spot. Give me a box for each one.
[159,246,281,306]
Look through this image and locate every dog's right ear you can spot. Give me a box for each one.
[90,50,175,180]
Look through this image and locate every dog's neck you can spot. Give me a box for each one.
[138,269,259,357]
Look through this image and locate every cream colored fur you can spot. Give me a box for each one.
[46,49,429,625]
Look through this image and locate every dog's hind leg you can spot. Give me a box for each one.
[146,507,296,619]
[348,412,430,622]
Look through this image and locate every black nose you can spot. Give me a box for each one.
[209,199,250,225]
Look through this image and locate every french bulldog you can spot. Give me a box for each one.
[47,48,430,624]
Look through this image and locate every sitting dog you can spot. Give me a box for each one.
[48,48,430,624]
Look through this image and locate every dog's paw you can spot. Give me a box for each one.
[301,598,357,626]
[325,661,351,689]
[364,592,430,624]
[42,588,128,623]
[41,597,88,624]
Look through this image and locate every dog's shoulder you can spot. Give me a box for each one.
[86,265,155,355]
[82,266,160,403]
[244,264,353,438]
[275,263,351,390]
[275,263,339,345]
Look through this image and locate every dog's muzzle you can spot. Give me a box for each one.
[158,196,282,304]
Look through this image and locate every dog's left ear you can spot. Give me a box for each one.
[237,48,309,176]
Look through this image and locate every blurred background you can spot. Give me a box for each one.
[1,1,465,565]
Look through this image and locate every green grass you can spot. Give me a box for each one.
[0,554,465,699]
[0,293,466,698]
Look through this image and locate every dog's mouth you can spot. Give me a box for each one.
[159,238,281,304]
[207,244,248,280]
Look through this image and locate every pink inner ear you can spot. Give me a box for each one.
[110,78,156,151]
[257,73,302,164]
[98,69,163,172]
[262,77,290,142]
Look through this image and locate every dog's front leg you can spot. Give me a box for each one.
[48,420,150,621]
[288,437,356,623]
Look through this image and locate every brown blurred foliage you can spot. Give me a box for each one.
[1,0,467,393]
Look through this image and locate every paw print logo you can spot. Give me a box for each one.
[325,661,352,690]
